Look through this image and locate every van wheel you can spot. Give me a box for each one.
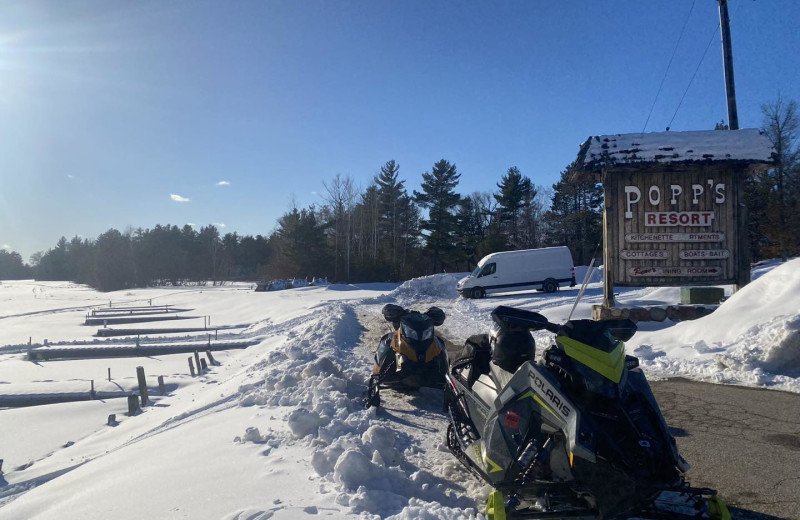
[471,287,486,299]
[543,279,558,293]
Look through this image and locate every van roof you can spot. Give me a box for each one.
[478,246,571,264]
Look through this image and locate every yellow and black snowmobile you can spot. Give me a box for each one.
[445,305,731,520]
[364,304,448,409]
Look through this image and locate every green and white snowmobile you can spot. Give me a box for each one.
[444,305,731,520]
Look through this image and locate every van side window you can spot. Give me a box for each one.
[479,263,496,277]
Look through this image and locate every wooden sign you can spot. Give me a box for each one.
[605,169,742,287]
[577,128,774,307]
[625,232,725,243]
[679,249,730,260]
[628,266,722,277]
[620,250,669,260]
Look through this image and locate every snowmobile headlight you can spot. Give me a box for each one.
[401,322,419,340]
[421,326,434,341]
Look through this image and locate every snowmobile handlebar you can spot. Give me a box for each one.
[490,305,637,340]
[491,305,559,333]
[381,304,446,327]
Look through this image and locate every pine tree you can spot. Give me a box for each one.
[544,162,603,265]
[268,207,330,280]
[494,166,535,248]
[94,229,137,291]
[375,160,403,268]
[413,159,462,273]
[0,249,31,279]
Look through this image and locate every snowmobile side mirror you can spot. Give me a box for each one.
[381,304,406,322]
[426,306,445,326]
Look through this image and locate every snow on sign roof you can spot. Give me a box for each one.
[577,128,775,171]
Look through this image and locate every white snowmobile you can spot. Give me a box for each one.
[444,305,731,520]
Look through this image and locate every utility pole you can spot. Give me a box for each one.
[718,0,738,130]
[718,0,747,294]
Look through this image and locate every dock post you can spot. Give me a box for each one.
[127,394,139,416]
[194,351,202,375]
[188,357,196,377]
[158,375,165,395]
[136,366,149,407]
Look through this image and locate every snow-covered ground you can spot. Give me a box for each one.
[0,261,798,519]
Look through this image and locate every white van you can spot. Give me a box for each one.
[457,246,576,298]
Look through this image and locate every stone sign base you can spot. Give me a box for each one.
[592,304,716,323]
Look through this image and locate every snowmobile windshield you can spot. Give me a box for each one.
[562,320,621,352]
[400,313,434,352]
[402,321,433,341]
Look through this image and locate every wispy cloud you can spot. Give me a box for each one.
[216,181,230,186]
[1,244,10,251]
[170,194,191,203]
[66,174,75,180]
[186,223,195,227]
[213,222,226,228]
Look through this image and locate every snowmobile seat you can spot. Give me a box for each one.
[473,362,516,405]
[451,334,492,388]
[473,372,499,404]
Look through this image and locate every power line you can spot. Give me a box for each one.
[668,0,743,130]
[641,0,697,134]
[667,19,720,130]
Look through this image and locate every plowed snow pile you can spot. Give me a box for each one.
[628,258,800,391]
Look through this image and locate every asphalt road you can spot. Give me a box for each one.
[651,379,800,520]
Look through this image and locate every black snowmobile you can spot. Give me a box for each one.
[365,304,448,409]
[444,305,731,520]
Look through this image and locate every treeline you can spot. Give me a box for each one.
[2,97,797,291]
[745,97,800,261]
[0,159,603,291]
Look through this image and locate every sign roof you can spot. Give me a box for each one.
[577,128,775,171]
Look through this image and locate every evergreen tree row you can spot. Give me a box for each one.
[2,160,602,290]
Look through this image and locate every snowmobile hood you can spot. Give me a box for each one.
[392,312,439,363]
[556,319,630,383]
[557,335,625,383]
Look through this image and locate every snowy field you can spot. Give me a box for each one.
[1,260,798,519]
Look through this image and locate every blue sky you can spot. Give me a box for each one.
[1,0,798,261]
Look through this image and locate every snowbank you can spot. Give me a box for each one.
[233,302,480,518]
[574,265,603,285]
[629,259,800,391]
[372,274,461,304]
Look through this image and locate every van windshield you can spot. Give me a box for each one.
[470,266,482,277]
